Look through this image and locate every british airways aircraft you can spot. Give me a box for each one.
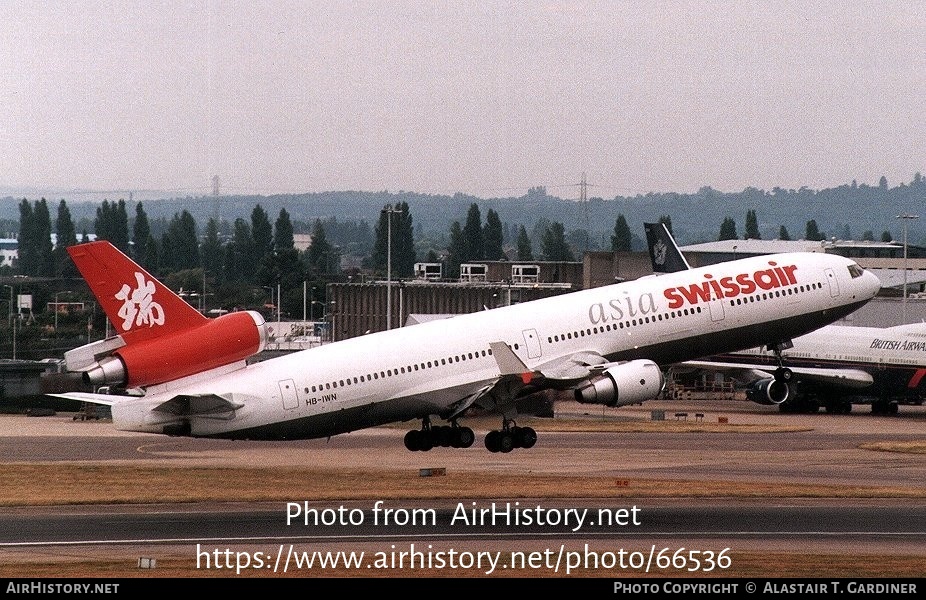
[55,239,880,452]
[683,322,926,415]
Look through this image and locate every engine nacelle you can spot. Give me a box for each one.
[83,310,269,388]
[745,378,791,405]
[574,359,665,407]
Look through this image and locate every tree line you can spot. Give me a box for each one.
[19,196,887,292]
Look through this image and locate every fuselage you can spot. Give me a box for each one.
[113,252,880,439]
[721,322,926,401]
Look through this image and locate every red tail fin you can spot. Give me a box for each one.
[67,241,207,343]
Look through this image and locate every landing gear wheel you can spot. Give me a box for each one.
[485,430,501,453]
[404,430,421,451]
[516,426,537,449]
[498,432,515,453]
[434,425,453,447]
[454,426,475,448]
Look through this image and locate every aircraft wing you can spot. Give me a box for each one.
[489,342,614,384]
[532,350,612,382]
[678,360,874,389]
[442,343,617,419]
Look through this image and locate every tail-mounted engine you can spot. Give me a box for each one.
[745,378,791,405]
[77,311,269,388]
[574,359,665,407]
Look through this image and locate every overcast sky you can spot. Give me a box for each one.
[2,1,925,200]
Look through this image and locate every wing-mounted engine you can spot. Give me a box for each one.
[76,311,269,388]
[574,359,665,407]
[745,378,791,405]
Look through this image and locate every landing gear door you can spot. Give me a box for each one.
[825,268,840,298]
[279,379,299,410]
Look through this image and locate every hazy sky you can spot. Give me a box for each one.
[3,1,925,199]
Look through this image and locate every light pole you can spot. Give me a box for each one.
[896,214,919,324]
[311,301,324,323]
[381,204,402,330]
[310,286,316,321]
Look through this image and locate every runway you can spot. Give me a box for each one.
[1,398,925,577]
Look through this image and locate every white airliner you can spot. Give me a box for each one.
[642,221,918,416]
[683,322,926,415]
[55,240,880,452]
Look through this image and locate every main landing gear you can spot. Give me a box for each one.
[770,340,794,384]
[404,418,475,451]
[484,419,537,453]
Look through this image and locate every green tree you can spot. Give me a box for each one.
[446,221,465,279]
[270,208,305,315]
[744,209,760,240]
[483,209,504,260]
[200,218,224,282]
[805,220,823,241]
[541,222,574,261]
[462,203,484,262]
[306,219,335,276]
[372,203,414,277]
[393,202,415,278]
[33,199,54,277]
[158,232,174,274]
[132,202,151,266]
[251,204,274,266]
[17,199,35,275]
[224,218,255,283]
[166,210,200,271]
[94,199,129,252]
[114,199,130,251]
[863,230,875,241]
[778,225,791,241]
[718,217,737,241]
[611,214,632,251]
[54,199,78,278]
[143,235,159,273]
[516,225,533,261]
[881,230,893,242]
[274,208,295,251]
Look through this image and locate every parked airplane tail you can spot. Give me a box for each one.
[643,222,691,273]
[67,241,270,389]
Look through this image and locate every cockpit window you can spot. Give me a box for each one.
[847,263,865,279]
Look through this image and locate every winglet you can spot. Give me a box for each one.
[643,222,691,273]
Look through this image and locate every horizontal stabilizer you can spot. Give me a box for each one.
[50,392,120,406]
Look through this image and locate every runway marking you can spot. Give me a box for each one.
[135,441,224,459]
